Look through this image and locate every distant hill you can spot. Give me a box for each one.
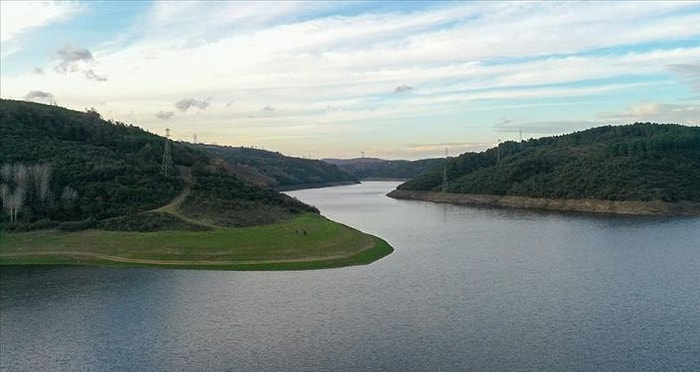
[0,99,315,230]
[198,145,357,190]
[324,157,445,180]
[397,123,700,203]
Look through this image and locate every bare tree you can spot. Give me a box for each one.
[0,163,11,182]
[8,186,25,222]
[61,186,78,204]
[14,163,29,190]
[32,163,52,203]
[0,183,8,211]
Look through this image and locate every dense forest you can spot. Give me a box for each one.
[198,145,357,189]
[323,157,445,180]
[399,123,700,202]
[0,99,315,230]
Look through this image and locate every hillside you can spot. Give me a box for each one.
[395,124,700,209]
[0,99,392,269]
[324,157,444,180]
[0,99,314,230]
[198,145,357,190]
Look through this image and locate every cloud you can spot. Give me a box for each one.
[2,2,699,159]
[155,111,175,119]
[51,45,108,82]
[23,90,55,103]
[263,105,275,111]
[600,102,700,125]
[667,62,700,92]
[495,120,601,134]
[55,46,93,73]
[84,69,107,82]
[33,67,44,75]
[394,85,414,94]
[175,98,210,111]
[0,1,83,42]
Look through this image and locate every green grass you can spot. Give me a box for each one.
[0,213,393,270]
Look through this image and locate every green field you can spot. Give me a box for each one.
[0,213,393,270]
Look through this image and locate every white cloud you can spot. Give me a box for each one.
[600,102,700,125]
[0,1,83,42]
[3,2,699,158]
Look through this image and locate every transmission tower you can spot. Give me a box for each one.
[161,128,174,176]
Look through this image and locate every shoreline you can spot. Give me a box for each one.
[387,189,700,216]
[276,180,360,192]
[0,214,394,271]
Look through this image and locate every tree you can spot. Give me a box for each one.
[0,183,8,211]
[61,186,78,204]
[0,163,11,182]
[8,186,25,222]
[32,163,52,203]
[14,163,29,191]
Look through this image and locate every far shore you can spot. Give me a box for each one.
[387,189,700,216]
[277,180,360,192]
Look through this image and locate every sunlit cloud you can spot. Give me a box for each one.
[1,1,699,158]
[0,1,83,43]
[600,102,700,125]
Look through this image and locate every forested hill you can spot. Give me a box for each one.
[398,123,700,202]
[323,157,445,180]
[198,145,357,190]
[0,99,315,230]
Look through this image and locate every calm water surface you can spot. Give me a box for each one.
[1,181,699,371]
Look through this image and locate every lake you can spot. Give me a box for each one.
[1,181,699,371]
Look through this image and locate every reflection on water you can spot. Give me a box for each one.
[2,182,699,371]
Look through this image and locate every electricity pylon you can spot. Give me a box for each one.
[161,128,174,176]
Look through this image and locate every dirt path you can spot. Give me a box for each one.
[0,236,377,266]
[151,167,217,227]
[156,166,192,213]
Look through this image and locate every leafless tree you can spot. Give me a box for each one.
[0,183,8,211]
[0,163,11,183]
[32,163,52,203]
[61,186,78,204]
[8,186,25,222]
[14,163,29,190]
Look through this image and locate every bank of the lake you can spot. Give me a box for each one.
[0,213,393,270]
[387,189,700,216]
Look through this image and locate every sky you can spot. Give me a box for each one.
[1,1,699,160]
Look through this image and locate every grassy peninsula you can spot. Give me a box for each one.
[0,99,392,269]
[391,124,700,215]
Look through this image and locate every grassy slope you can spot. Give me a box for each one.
[0,213,393,270]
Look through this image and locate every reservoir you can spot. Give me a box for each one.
[1,181,699,371]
